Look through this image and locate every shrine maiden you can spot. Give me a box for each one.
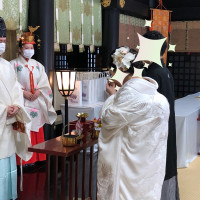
[10,27,57,166]
[97,47,170,200]
[0,17,32,200]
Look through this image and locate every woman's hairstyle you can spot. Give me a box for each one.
[18,39,23,48]
[107,46,144,75]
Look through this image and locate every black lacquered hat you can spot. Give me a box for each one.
[0,17,6,37]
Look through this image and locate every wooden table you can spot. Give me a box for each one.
[28,136,98,200]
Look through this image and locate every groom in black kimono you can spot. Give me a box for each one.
[142,31,179,200]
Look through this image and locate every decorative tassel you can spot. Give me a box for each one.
[149,9,153,31]
[90,45,95,53]
[25,65,35,94]
[30,71,34,94]
[79,44,85,53]
[67,44,73,52]
[168,12,171,33]
[54,42,60,52]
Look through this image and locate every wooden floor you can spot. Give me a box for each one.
[17,164,46,200]
[178,156,200,200]
[17,156,200,200]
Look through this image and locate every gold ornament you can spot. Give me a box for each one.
[59,0,68,12]
[73,26,81,42]
[94,29,101,43]
[120,0,125,8]
[28,26,40,35]
[5,17,17,30]
[84,1,91,16]
[101,0,111,7]
[76,113,88,118]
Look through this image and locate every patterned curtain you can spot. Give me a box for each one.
[119,14,147,50]
[0,0,29,31]
[82,0,92,46]
[170,21,200,52]
[151,9,170,64]
[54,0,102,47]
[187,21,200,52]
[55,0,70,44]
[170,22,187,52]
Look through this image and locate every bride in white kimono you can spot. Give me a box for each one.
[10,28,57,166]
[97,47,170,200]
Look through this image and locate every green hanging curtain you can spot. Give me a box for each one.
[0,0,28,31]
[20,0,29,31]
[55,0,70,44]
[93,0,102,46]
[82,0,92,46]
[54,0,57,43]
[71,0,81,45]
[54,0,102,47]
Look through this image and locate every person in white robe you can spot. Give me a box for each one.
[97,47,170,200]
[0,17,32,200]
[10,27,57,166]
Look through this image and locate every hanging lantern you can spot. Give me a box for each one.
[56,70,76,97]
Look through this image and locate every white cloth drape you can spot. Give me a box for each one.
[175,92,200,168]
[97,77,170,200]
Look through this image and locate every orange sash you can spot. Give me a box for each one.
[25,64,35,94]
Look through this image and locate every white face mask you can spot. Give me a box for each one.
[0,43,6,55]
[23,49,34,59]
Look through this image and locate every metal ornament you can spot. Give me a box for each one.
[120,0,125,8]
[101,0,111,7]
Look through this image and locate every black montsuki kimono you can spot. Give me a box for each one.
[143,59,177,180]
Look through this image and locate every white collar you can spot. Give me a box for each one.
[123,77,158,95]
[18,54,29,64]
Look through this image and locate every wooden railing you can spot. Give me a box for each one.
[28,136,98,200]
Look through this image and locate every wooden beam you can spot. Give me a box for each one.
[170,7,200,21]
[119,0,150,19]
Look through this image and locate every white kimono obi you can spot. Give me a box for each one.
[0,57,32,161]
[10,55,57,132]
[97,77,170,200]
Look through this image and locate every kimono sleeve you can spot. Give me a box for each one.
[37,62,57,124]
[101,90,137,131]
[10,60,25,90]
[0,104,7,139]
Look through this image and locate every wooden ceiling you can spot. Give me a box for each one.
[151,0,200,20]
[164,0,200,8]
[106,0,200,21]
[164,0,200,20]
[139,0,200,20]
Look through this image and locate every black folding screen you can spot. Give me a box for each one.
[167,52,200,99]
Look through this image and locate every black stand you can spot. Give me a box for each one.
[65,97,69,134]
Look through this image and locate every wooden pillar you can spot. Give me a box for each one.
[102,0,120,68]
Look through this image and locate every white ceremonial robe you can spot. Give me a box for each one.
[97,77,170,200]
[10,55,57,132]
[0,57,32,161]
